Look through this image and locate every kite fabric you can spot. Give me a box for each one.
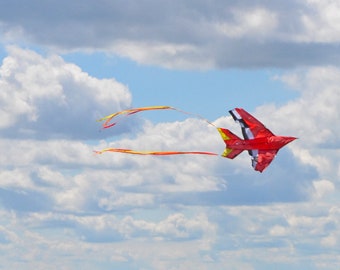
[97,105,216,129]
[95,105,218,157]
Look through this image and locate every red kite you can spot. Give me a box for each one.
[96,106,296,172]
[218,108,296,172]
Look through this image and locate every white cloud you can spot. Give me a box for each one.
[209,203,340,268]
[2,201,339,269]
[216,7,278,39]
[0,46,131,139]
[257,66,340,181]
[313,179,335,199]
[269,225,288,237]
[320,233,337,247]
[1,1,340,68]
[111,41,214,70]
[298,0,340,42]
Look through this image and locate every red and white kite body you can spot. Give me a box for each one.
[218,108,296,172]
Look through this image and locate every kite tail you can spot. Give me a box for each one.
[95,105,219,158]
[94,148,218,156]
[97,105,216,129]
[96,106,174,129]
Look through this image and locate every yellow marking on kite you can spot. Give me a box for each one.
[221,148,233,157]
[217,128,230,141]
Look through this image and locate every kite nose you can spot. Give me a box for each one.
[286,137,297,144]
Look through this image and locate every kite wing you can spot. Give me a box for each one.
[228,108,278,172]
[251,149,278,172]
[229,108,274,139]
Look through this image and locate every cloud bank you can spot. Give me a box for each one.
[1,0,340,68]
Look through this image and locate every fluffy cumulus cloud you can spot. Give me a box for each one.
[256,66,340,182]
[1,0,340,68]
[0,46,131,139]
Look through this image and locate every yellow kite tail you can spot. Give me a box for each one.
[97,105,216,129]
[97,106,174,128]
[94,148,218,156]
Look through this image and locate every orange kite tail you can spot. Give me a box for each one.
[94,148,218,156]
[97,106,174,129]
[97,105,216,129]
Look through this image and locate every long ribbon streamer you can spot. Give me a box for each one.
[95,148,218,156]
[97,105,216,129]
[96,105,218,157]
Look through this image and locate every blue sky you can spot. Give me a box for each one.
[0,1,340,269]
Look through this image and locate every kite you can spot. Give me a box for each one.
[218,108,297,172]
[96,106,296,172]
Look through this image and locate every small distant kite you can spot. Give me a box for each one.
[96,106,296,172]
